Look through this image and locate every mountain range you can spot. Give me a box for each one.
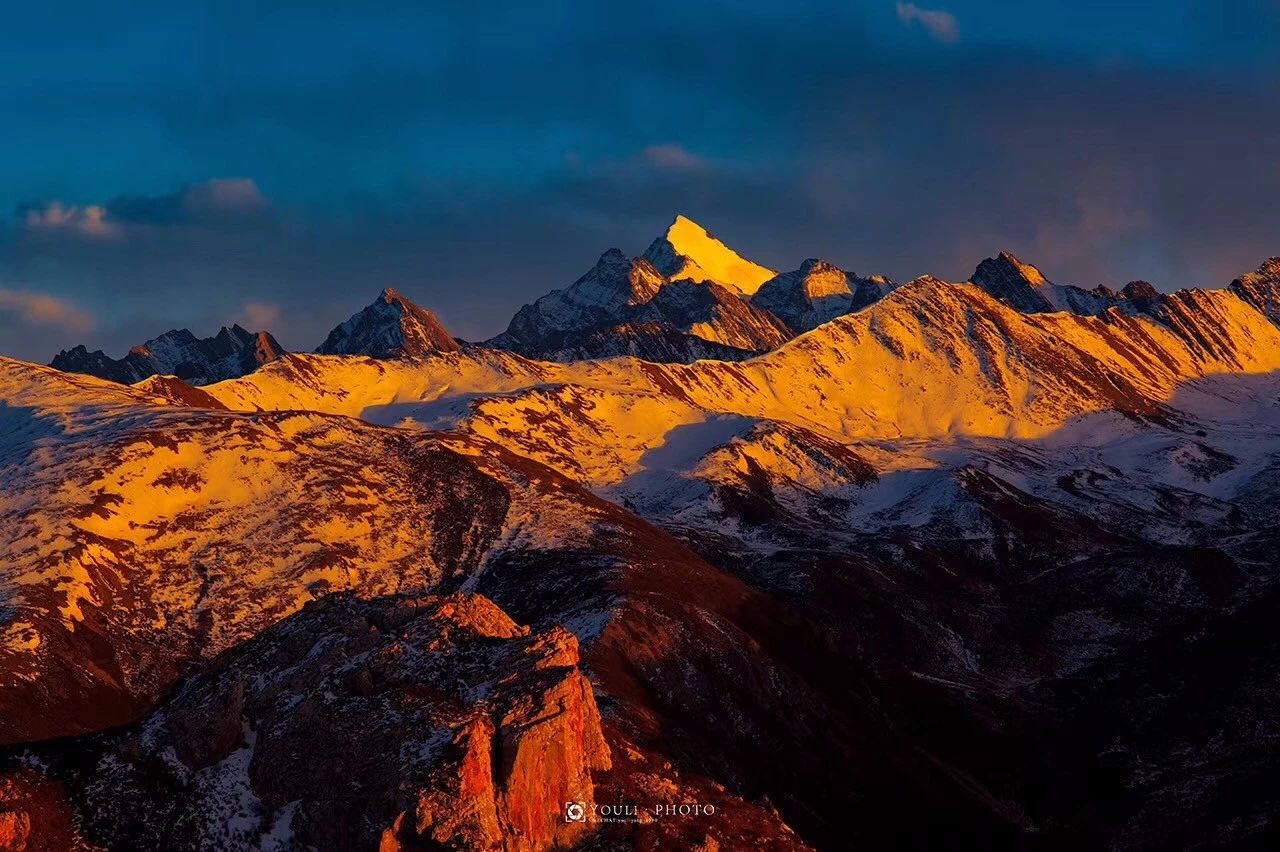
[54,215,1280,387]
[8,217,1280,849]
[50,324,287,385]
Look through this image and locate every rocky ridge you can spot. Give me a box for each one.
[50,324,286,386]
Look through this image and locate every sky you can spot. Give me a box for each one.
[2,0,1279,361]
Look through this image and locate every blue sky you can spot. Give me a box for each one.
[2,0,1279,360]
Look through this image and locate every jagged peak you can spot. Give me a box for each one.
[1228,257,1280,325]
[557,248,664,309]
[642,214,775,296]
[213,323,255,343]
[969,250,1054,313]
[973,250,1049,287]
[590,247,632,272]
[318,286,459,357]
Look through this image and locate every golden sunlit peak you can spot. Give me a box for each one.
[644,213,776,296]
[666,212,703,234]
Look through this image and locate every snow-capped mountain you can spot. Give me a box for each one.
[752,258,894,331]
[207,275,1280,492]
[486,249,665,355]
[49,324,286,385]
[11,229,1280,849]
[487,241,792,362]
[315,287,460,357]
[641,213,776,295]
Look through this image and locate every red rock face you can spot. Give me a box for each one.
[0,768,90,851]
[30,594,609,851]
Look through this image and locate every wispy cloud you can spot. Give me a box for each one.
[896,3,958,43]
[236,301,281,331]
[0,288,94,334]
[641,144,710,173]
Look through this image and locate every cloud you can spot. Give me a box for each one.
[236,301,281,330]
[641,144,709,173]
[107,178,272,228]
[896,3,958,43]
[20,202,119,239]
[182,178,270,217]
[18,179,273,243]
[0,288,94,334]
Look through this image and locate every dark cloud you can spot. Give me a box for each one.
[106,178,271,227]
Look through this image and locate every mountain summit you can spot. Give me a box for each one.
[487,242,790,362]
[970,250,1057,313]
[50,324,285,385]
[316,287,460,358]
[642,214,776,295]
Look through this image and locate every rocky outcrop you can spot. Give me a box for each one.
[22,593,609,851]
[0,767,92,851]
[131,374,229,408]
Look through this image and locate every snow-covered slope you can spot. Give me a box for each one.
[608,370,1280,549]
[0,355,619,743]
[50,325,286,385]
[641,214,776,295]
[315,287,460,357]
[206,277,1280,489]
